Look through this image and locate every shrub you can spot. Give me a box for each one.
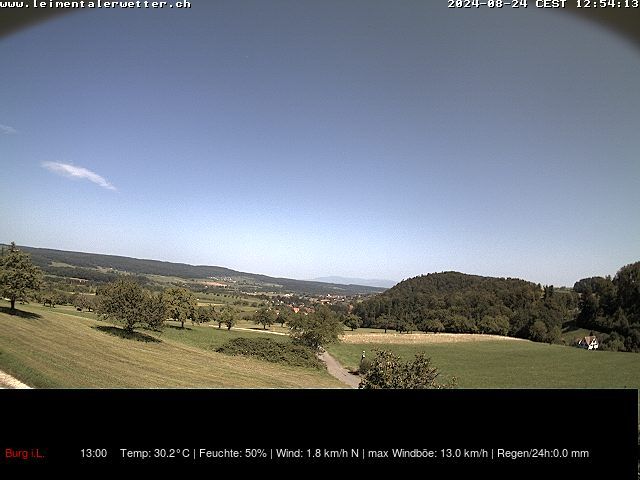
[216,337,323,369]
[359,349,456,389]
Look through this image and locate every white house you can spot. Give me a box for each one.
[577,335,599,350]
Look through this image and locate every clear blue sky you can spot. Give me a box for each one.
[1,2,639,287]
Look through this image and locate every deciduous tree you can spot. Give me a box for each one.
[97,278,156,333]
[144,292,167,331]
[163,287,197,329]
[374,313,394,333]
[342,313,362,331]
[288,305,343,351]
[0,242,42,311]
[195,304,217,325]
[221,305,237,331]
[253,307,277,330]
[277,307,293,327]
[72,294,97,312]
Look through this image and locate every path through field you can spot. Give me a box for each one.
[0,369,31,389]
[230,327,287,336]
[319,351,360,389]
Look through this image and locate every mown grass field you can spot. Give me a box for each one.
[4,300,639,391]
[0,301,343,388]
[328,335,640,389]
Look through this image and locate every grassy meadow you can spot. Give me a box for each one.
[0,301,342,388]
[328,335,640,389]
[2,300,639,391]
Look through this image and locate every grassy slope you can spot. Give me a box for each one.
[560,326,605,345]
[328,339,640,388]
[161,321,290,351]
[0,302,343,388]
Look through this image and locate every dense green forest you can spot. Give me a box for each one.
[355,263,640,352]
[573,262,640,352]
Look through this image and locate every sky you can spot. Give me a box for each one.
[1,1,639,287]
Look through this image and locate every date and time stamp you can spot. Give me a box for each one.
[448,0,639,7]
[0,0,638,9]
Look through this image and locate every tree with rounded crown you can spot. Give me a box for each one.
[97,278,158,333]
[342,313,362,331]
[0,242,42,311]
[288,305,343,352]
[163,287,197,329]
[277,307,293,327]
[221,305,237,331]
[253,307,277,330]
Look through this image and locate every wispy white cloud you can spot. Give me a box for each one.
[41,162,117,191]
[0,124,17,135]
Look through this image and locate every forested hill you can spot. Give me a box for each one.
[384,271,537,297]
[354,271,578,343]
[9,245,384,296]
[354,266,640,352]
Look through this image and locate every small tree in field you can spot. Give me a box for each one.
[163,287,197,329]
[73,294,97,312]
[278,307,293,327]
[375,313,395,333]
[84,295,98,313]
[195,304,217,325]
[144,292,166,331]
[288,305,343,351]
[253,307,277,330]
[359,350,456,389]
[342,313,362,331]
[97,278,157,333]
[221,305,237,330]
[42,293,56,308]
[0,242,42,310]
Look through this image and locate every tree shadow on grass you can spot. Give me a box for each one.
[165,324,192,331]
[93,325,161,343]
[0,307,42,319]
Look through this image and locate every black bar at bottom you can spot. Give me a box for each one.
[0,389,637,476]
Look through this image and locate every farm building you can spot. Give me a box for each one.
[577,336,599,350]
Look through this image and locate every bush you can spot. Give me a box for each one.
[359,349,456,389]
[216,337,323,369]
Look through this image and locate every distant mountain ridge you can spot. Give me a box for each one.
[312,276,396,289]
[9,244,385,295]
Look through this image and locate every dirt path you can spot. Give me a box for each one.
[229,327,288,336]
[319,351,360,389]
[0,369,31,389]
